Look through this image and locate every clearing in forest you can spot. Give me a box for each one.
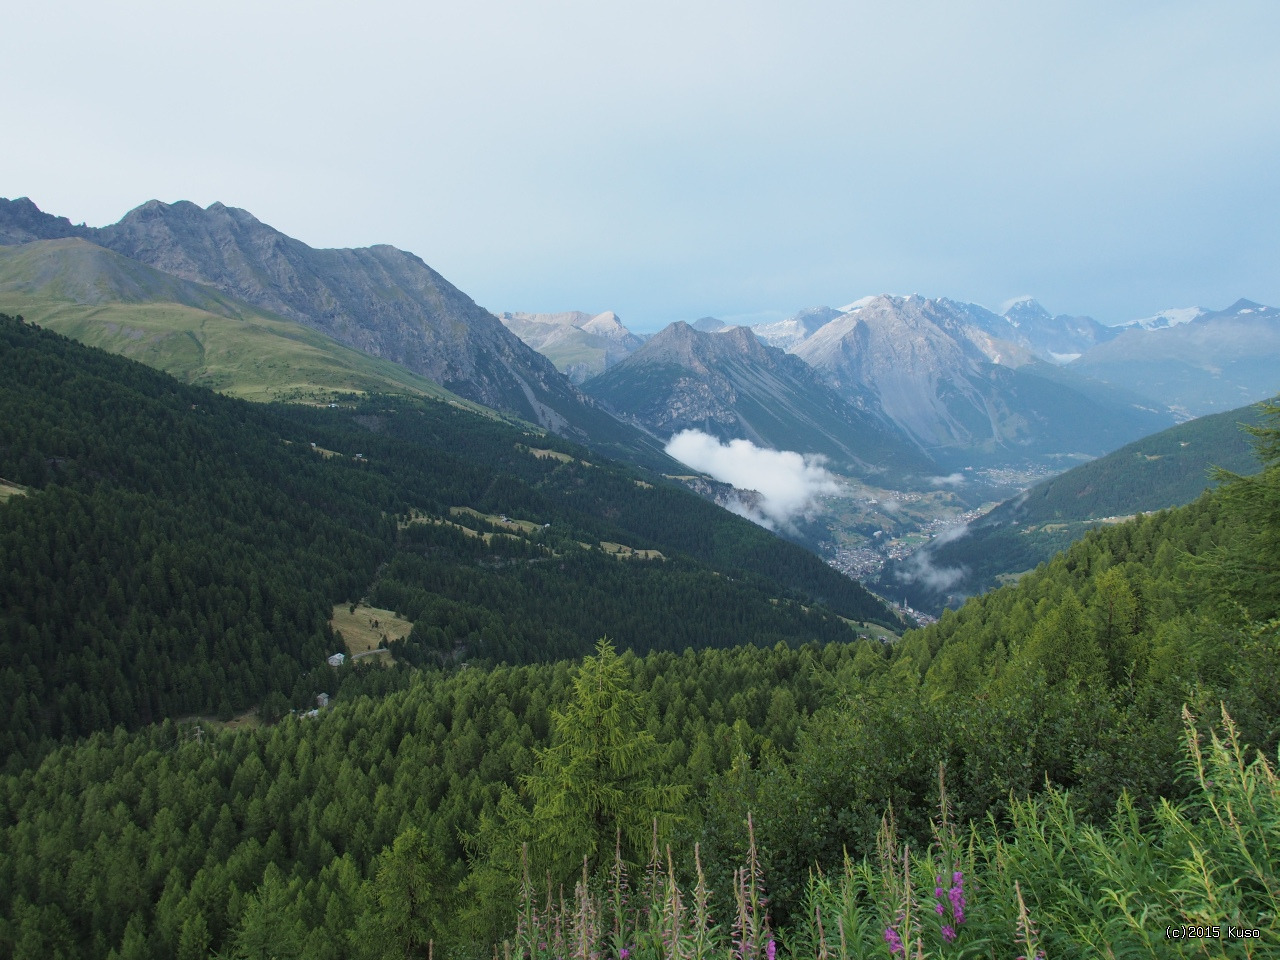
[329,602,413,662]
[516,443,591,466]
[449,506,544,535]
[599,541,664,560]
[0,478,28,503]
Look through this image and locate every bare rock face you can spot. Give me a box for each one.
[91,201,586,425]
[584,321,930,478]
[793,295,1173,460]
[0,197,93,245]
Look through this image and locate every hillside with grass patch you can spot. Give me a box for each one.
[0,238,491,404]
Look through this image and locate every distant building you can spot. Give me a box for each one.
[327,653,346,667]
[316,693,329,708]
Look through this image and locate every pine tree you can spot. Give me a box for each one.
[521,639,688,881]
[1209,398,1280,621]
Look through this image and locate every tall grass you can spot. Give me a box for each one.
[501,707,1277,958]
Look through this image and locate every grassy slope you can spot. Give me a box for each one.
[0,239,493,408]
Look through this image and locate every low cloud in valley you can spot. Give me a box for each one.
[893,523,970,593]
[665,430,840,530]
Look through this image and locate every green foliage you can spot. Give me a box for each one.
[513,709,1280,958]
[0,318,1277,956]
[522,640,688,874]
[1204,398,1280,622]
[0,639,874,958]
[0,314,392,765]
[464,640,689,937]
[0,314,893,768]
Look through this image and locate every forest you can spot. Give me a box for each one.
[1,314,1277,956]
[0,314,894,769]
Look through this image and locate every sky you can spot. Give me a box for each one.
[4,1,1278,331]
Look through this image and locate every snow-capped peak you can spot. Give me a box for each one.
[837,295,878,313]
[999,295,1037,314]
[1121,307,1205,331]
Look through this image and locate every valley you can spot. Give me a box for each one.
[1,196,1278,958]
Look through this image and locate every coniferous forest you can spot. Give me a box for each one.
[1,313,1278,957]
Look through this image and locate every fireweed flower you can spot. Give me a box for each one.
[942,925,956,943]
[767,940,777,960]
[949,872,966,924]
[884,925,904,955]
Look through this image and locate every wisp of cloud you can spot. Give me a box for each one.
[665,429,840,530]
[894,523,970,593]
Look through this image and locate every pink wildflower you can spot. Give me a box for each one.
[884,926,904,955]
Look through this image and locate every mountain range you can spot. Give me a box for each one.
[5,195,1275,498]
[1070,299,1280,416]
[583,321,932,478]
[0,197,670,467]
[784,294,1171,462]
[509,295,1184,472]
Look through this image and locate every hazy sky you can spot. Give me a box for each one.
[5,1,1278,330]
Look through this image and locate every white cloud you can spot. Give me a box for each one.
[929,472,967,488]
[892,523,969,592]
[665,429,840,530]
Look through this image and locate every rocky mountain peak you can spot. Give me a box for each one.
[1002,297,1052,326]
[1220,298,1268,316]
[632,320,770,374]
[751,305,844,350]
[0,196,92,245]
[1,197,660,444]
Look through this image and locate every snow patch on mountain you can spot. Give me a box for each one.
[838,295,879,313]
[1120,307,1206,330]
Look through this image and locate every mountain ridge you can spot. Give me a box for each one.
[1071,299,1280,416]
[788,294,1173,461]
[0,237,497,404]
[0,197,670,465]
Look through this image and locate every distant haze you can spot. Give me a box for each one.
[3,2,1278,330]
